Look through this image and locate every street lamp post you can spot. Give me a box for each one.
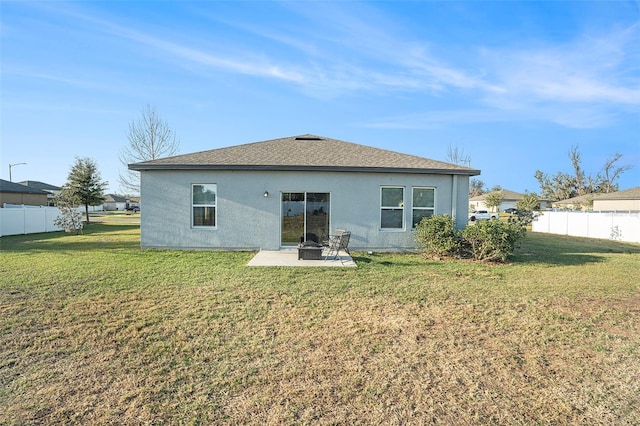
[9,163,27,182]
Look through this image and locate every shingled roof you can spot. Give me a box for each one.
[554,194,594,205]
[591,186,640,200]
[0,179,48,194]
[18,180,61,192]
[129,134,480,176]
[470,189,525,201]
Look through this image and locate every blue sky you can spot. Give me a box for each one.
[2,1,639,195]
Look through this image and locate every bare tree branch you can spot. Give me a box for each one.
[119,105,180,194]
[446,145,471,167]
[598,152,633,193]
[569,145,586,196]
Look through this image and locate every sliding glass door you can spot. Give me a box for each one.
[281,192,330,246]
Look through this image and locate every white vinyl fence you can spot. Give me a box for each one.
[1,205,63,236]
[532,211,640,243]
[1,203,106,237]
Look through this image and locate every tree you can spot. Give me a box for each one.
[484,191,504,212]
[535,145,632,201]
[597,152,632,194]
[516,192,540,212]
[469,179,485,197]
[53,189,84,234]
[569,145,587,196]
[64,157,108,224]
[515,192,542,226]
[446,144,471,167]
[119,105,180,194]
[534,170,576,201]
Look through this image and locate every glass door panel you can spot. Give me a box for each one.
[281,192,305,246]
[305,193,330,243]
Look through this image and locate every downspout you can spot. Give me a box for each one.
[451,174,458,227]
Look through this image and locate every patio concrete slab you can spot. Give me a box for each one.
[247,249,356,267]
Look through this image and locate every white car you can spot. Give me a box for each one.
[468,210,499,221]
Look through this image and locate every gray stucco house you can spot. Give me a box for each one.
[129,134,480,251]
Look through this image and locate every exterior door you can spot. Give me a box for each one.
[281,192,330,246]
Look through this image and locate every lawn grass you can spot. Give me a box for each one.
[1,222,639,424]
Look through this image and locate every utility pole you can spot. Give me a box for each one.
[9,162,27,182]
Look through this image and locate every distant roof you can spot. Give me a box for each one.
[129,134,481,176]
[554,194,594,205]
[104,194,128,203]
[0,179,48,194]
[469,189,525,201]
[102,194,139,203]
[18,180,61,191]
[592,186,640,201]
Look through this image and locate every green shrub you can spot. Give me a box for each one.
[460,219,526,262]
[415,215,527,262]
[414,215,459,258]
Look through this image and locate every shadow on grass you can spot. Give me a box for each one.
[512,232,640,266]
[0,223,140,252]
[352,253,425,267]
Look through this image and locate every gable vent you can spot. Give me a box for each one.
[295,137,323,141]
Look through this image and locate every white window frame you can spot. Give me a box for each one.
[192,183,217,229]
[412,187,436,229]
[380,186,405,231]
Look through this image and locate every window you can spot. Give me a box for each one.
[412,187,435,228]
[192,184,216,228]
[380,186,404,229]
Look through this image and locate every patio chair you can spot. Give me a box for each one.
[324,230,351,261]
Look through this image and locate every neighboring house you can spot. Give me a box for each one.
[0,179,48,207]
[592,187,640,211]
[552,194,594,211]
[470,189,551,212]
[129,134,480,251]
[470,189,519,212]
[103,194,139,211]
[103,194,127,211]
[18,180,62,206]
[127,196,140,209]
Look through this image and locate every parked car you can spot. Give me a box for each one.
[468,210,499,221]
[125,205,140,213]
[504,208,518,214]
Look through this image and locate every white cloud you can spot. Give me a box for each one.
[102,22,309,84]
[365,21,640,129]
[485,23,640,105]
[24,1,640,128]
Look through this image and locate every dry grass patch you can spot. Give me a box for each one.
[1,225,639,424]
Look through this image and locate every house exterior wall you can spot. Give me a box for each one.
[552,202,591,211]
[593,199,640,211]
[470,200,517,212]
[139,169,470,251]
[469,200,487,210]
[104,202,127,211]
[0,192,48,207]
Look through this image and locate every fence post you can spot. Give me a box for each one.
[586,211,589,238]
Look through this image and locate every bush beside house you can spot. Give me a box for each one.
[415,215,527,262]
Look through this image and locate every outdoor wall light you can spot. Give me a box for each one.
[263,191,269,198]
